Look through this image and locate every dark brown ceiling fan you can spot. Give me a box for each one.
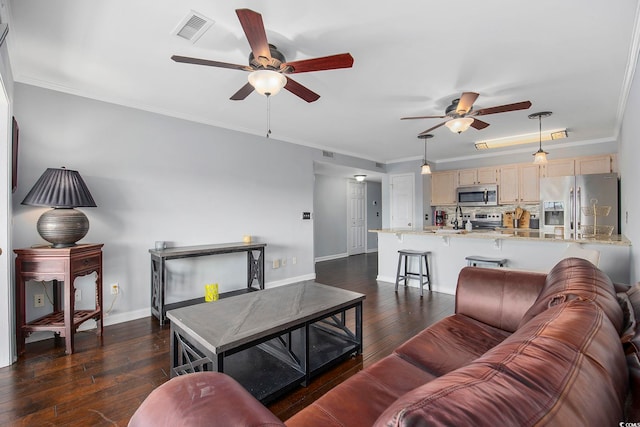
[401,92,532,135]
[171,8,354,103]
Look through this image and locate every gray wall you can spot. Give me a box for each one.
[12,83,380,326]
[620,60,640,284]
[313,175,348,259]
[366,181,382,250]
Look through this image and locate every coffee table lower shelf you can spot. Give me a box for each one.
[223,325,360,403]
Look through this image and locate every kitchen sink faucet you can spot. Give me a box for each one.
[453,205,463,230]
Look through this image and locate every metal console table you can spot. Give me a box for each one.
[149,242,266,325]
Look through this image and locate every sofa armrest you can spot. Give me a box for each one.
[455,267,546,332]
[128,372,284,427]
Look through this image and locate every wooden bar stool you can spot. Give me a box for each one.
[465,255,508,268]
[395,250,431,297]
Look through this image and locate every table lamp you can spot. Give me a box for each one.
[21,167,97,248]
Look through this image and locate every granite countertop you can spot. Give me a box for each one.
[371,227,631,246]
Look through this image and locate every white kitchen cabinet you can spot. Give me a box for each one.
[543,159,575,177]
[519,164,540,202]
[457,167,497,186]
[576,154,613,175]
[457,169,477,186]
[431,171,457,206]
[543,154,617,177]
[499,164,540,204]
[498,165,519,204]
[477,167,498,184]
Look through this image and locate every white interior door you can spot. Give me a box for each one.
[391,174,414,229]
[0,77,12,367]
[347,180,366,255]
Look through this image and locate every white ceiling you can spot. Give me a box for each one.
[5,0,640,165]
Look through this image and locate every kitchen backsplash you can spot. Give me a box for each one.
[432,203,540,226]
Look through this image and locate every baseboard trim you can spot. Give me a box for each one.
[315,253,348,263]
[266,273,316,288]
[377,275,396,284]
[103,307,151,326]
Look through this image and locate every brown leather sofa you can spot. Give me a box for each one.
[129,258,640,426]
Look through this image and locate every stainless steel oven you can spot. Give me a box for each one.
[456,185,498,206]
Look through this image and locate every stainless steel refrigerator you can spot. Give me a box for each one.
[539,173,619,238]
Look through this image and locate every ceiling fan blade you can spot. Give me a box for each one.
[457,92,479,114]
[230,82,255,100]
[171,55,250,71]
[283,53,354,74]
[236,9,271,64]
[470,118,490,130]
[401,115,448,120]
[474,101,532,116]
[418,121,448,136]
[284,77,320,102]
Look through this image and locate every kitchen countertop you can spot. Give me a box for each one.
[371,227,631,246]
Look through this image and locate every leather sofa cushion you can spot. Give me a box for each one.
[128,371,284,427]
[375,300,627,427]
[626,283,640,354]
[285,353,437,427]
[456,267,546,332]
[394,314,510,377]
[518,257,623,332]
[623,283,640,421]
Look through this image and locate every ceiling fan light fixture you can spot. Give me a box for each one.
[445,117,474,134]
[248,70,287,96]
[354,174,366,182]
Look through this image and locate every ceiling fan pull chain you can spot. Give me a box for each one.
[266,94,272,138]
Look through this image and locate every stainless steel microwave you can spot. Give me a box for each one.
[456,185,498,206]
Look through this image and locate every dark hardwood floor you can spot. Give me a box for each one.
[0,253,455,426]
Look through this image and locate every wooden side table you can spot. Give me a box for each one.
[14,244,104,355]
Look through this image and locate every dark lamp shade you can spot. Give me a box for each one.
[22,167,97,208]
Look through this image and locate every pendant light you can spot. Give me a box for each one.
[529,111,552,164]
[418,134,434,174]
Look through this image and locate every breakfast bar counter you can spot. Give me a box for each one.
[371,228,631,295]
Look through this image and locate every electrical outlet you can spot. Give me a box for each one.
[281,258,287,266]
[75,289,81,302]
[34,294,45,308]
[272,259,280,269]
[292,256,297,265]
[111,283,119,295]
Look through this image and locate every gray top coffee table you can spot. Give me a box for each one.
[167,280,365,403]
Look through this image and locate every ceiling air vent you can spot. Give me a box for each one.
[322,151,334,158]
[375,162,384,168]
[172,10,214,43]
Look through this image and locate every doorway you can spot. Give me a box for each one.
[347,180,366,255]
[390,173,415,229]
